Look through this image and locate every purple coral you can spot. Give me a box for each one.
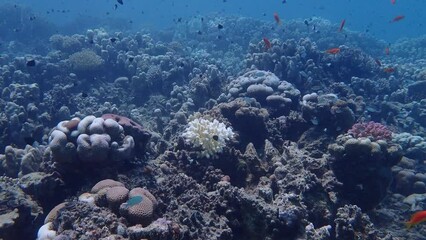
[348,121,392,141]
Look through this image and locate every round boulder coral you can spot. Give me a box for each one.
[106,186,129,210]
[91,179,124,193]
[120,188,157,225]
[68,49,104,73]
[91,179,125,206]
[129,187,158,207]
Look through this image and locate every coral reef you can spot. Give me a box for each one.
[0,145,42,177]
[0,10,424,240]
[0,176,43,240]
[328,133,402,210]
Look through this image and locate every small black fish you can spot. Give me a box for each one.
[128,57,134,62]
[217,35,222,40]
[201,17,204,22]
[26,59,36,67]
[212,135,219,141]
[29,16,36,21]
[117,0,123,5]
[88,39,94,44]
[217,24,223,29]
[81,92,88,98]
[110,37,117,43]
[197,30,202,35]
[114,4,118,10]
[304,19,309,26]
[177,17,182,22]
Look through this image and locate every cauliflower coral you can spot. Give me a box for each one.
[182,117,234,158]
[68,49,104,72]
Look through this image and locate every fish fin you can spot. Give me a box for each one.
[405,221,413,230]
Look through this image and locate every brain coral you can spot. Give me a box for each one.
[119,188,157,225]
[106,186,129,210]
[91,179,124,193]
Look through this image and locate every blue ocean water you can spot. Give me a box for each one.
[5,0,425,42]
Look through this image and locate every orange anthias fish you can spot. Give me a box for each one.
[263,37,272,49]
[326,48,341,54]
[391,0,396,4]
[385,46,390,55]
[406,211,426,229]
[274,12,282,25]
[383,67,395,73]
[339,19,346,32]
[390,15,405,23]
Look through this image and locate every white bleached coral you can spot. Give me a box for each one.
[182,117,234,158]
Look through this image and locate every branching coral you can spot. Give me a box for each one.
[182,117,234,158]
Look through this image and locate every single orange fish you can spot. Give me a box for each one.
[390,15,405,23]
[406,211,426,229]
[274,12,282,25]
[339,19,346,32]
[391,0,396,4]
[385,47,390,55]
[263,37,272,49]
[383,67,395,73]
[326,48,340,54]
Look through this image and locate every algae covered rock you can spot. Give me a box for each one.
[328,134,402,210]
